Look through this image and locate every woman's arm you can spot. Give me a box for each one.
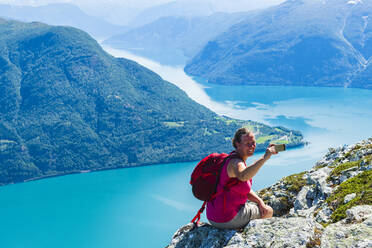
[248,190,271,217]
[228,145,277,181]
[247,190,264,205]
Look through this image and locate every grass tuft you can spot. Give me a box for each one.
[326,170,372,223]
[283,171,307,194]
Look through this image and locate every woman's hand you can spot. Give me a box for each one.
[263,144,278,160]
[258,201,271,217]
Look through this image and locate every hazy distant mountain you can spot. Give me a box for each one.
[127,0,286,28]
[185,0,372,89]
[103,12,247,65]
[0,3,128,39]
[127,0,215,28]
[0,18,304,185]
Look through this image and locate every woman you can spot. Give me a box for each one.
[206,127,276,229]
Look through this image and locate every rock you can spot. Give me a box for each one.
[307,167,332,185]
[360,158,372,168]
[272,191,288,198]
[315,205,333,223]
[339,174,348,183]
[343,193,357,204]
[167,223,236,248]
[305,167,333,203]
[340,170,363,184]
[345,205,372,223]
[366,149,372,156]
[267,195,292,217]
[227,217,322,248]
[295,206,317,218]
[318,182,333,200]
[314,160,328,168]
[168,218,323,248]
[321,206,372,248]
[306,186,316,200]
[294,186,312,211]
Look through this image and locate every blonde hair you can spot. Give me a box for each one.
[232,127,253,148]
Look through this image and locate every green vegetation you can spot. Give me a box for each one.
[274,128,287,133]
[283,171,307,194]
[276,196,293,216]
[327,160,361,181]
[0,19,304,185]
[326,170,372,223]
[271,139,289,145]
[365,154,372,165]
[218,117,237,125]
[256,135,275,144]
[258,171,308,217]
[163,121,184,128]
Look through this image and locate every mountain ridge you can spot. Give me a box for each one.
[184,0,372,89]
[103,12,248,65]
[0,3,128,39]
[0,19,304,186]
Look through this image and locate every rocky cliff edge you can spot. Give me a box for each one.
[167,138,372,248]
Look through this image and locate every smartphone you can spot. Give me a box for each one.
[274,144,286,152]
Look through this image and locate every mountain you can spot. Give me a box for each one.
[0,3,128,40]
[167,138,372,247]
[127,0,286,28]
[103,12,247,65]
[185,0,372,89]
[350,60,372,89]
[127,0,216,28]
[0,19,304,186]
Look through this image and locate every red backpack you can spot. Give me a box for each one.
[190,151,241,226]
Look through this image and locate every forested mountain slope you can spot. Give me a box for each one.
[185,0,372,89]
[0,19,304,185]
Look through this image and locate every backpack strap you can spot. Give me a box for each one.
[191,201,207,227]
[212,155,232,198]
[217,151,245,193]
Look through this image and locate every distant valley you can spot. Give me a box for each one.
[103,12,248,65]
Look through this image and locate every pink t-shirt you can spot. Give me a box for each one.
[206,158,252,223]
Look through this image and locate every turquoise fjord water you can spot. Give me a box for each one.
[0,149,314,248]
[1,48,372,248]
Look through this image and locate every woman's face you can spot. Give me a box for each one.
[236,133,256,157]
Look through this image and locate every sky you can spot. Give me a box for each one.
[0,0,286,25]
[0,0,285,8]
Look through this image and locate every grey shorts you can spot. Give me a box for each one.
[209,202,261,229]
